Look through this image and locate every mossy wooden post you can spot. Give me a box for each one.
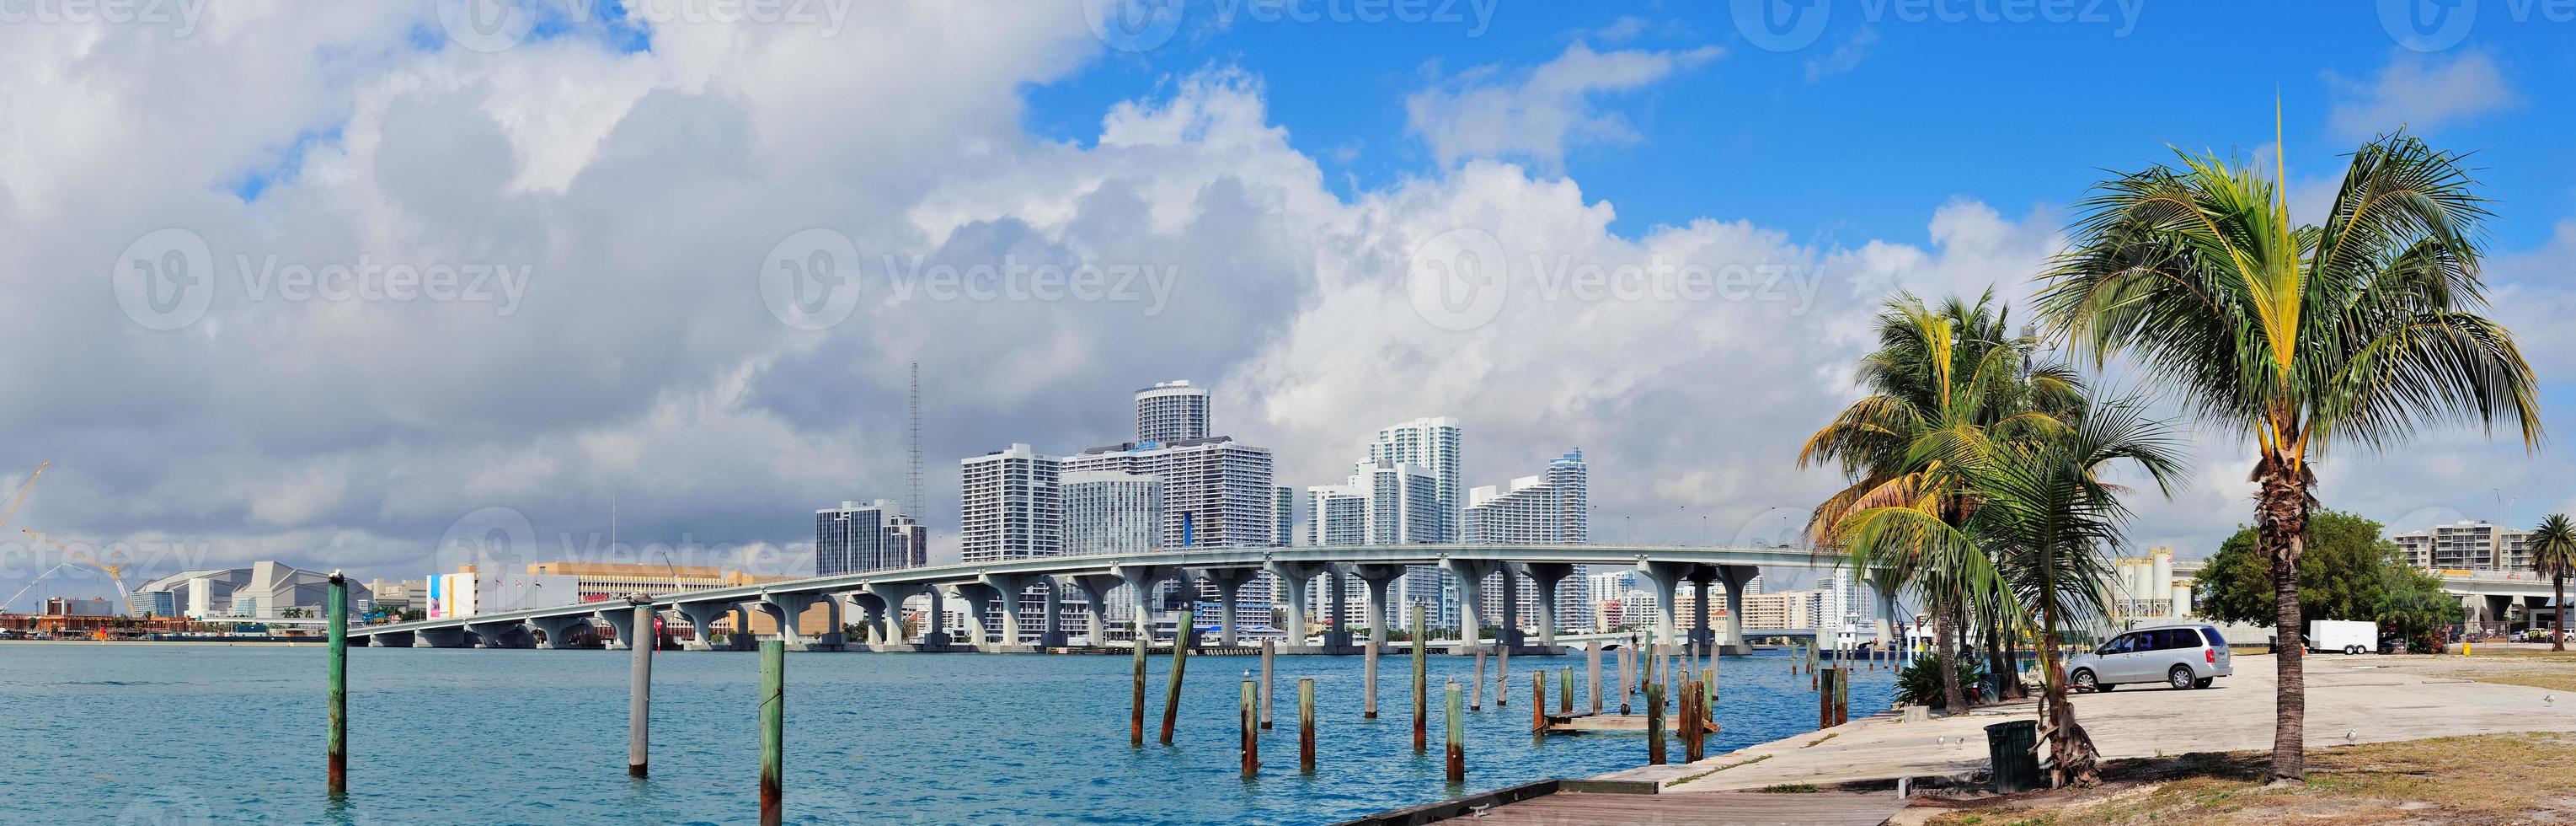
[1644,682,1666,765]
[1558,667,1572,715]
[1470,646,1486,711]
[1443,678,1465,783]
[1259,640,1275,730]
[1701,667,1716,729]
[326,571,347,797]
[628,597,654,778]
[1530,671,1545,733]
[1586,643,1603,716]
[758,640,784,826]
[1160,609,1194,745]
[1362,639,1380,719]
[1297,678,1317,773]
[1130,625,1148,746]
[1239,678,1259,779]
[1495,636,1510,708]
[1409,603,1428,754]
[1816,666,1836,730]
[1836,666,1851,727]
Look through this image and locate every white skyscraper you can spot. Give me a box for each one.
[1134,380,1211,443]
[1309,459,1446,629]
[959,443,1061,563]
[1061,471,1162,637]
[1464,448,1590,634]
[1365,416,1463,542]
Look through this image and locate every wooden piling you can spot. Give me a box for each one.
[1817,667,1837,729]
[1681,679,1705,763]
[1586,643,1603,716]
[628,598,653,778]
[1531,671,1545,732]
[1298,678,1317,773]
[1644,682,1666,765]
[326,571,347,797]
[1495,638,1510,708]
[1701,667,1716,729]
[758,640,784,826]
[1444,678,1465,783]
[1131,623,1148,746]
[1558,667,1572,715]
[1240,678,1259,779]
[1362,639,1380,719]
[1161,609,1193,745]
[1260,641,1275,731]
[1470,646,1485,711]
[1617,646,1632,715]
[1410,603,1428,754]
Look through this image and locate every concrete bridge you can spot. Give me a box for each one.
[347,544,1878,656]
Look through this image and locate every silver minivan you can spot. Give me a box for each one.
[2066,623,2232,691]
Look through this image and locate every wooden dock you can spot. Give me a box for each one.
[1542,711,1716,735]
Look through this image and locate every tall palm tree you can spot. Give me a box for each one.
[1801,291,2078,713]
[2039,130,2542,781]
[2531,514,2576,652]
[1842,397,2184,786]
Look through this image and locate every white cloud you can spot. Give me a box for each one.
[2327,51,2516,138]
[1805,28,1880,82]
[1404,41,1721,171]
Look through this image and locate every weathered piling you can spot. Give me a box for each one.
[758,640,784,826]
[1558,667,1572,715]
[1470,646,1486,711]
[1531,671,1546,732]
[1362,639,1380,719]
[1681,678,1705,762]
[1260,641,1276,731]
[1586,643,1603,716]
[1835,666,1851,727]
[1495,639,1510,708]
[1617,645,1632,715]
[326,571,348,797]
[1701,667,1717,727]
[1817,667,1839,729]
[628,598,653,778]
[1240,678,1259,779]
[1161,609,1194,745]
[1444,677,1466,783]
[1298,678,1317,773]
[1410,603,1429,754]
[1644,682,1667,765]
[1131,625,1148,746]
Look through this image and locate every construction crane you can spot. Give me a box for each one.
[0,461,47,536]
[23,528,132,609]
[1,562,81,613]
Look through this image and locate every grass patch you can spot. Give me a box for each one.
[1922,732,2576,824]
[1756,782,1820,793]
[1666,754,1771,786]
[1804,732,1840,748]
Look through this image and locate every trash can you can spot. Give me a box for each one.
[1984,720,2040,793]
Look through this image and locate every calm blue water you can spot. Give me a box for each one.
[0,644,1892,824]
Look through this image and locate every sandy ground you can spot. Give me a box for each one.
[1606,652,2576,794]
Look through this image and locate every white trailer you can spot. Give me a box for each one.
[2306,620,2378,654]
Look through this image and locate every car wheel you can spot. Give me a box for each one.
[2345,645,2363,655]
[2194,677,2213,689]
[2168,665,2194,690]
[2071,668,2099,693]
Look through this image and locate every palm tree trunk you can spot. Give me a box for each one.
[2257,451,2310,783]
[1933,600,1965,716]
[2036,620,2098,786]
[2556,575,2567,653]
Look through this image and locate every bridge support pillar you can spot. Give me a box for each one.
[596,606,639,651]
[1039,578,1066,648]
[1686,566,1717,649]
[676,602,731,651]
[1349,564,1406,649]
[414,626,470,648]
[1718,565,1758,655]
[949,582,1003,652]
[974,574,1045,652]
[1067,574,1122,647]
[1194,566,1258,648]
[371,630,414,648]
[1497,566,1523,649]
[1519,562,1575,653]
[1636,560,1694,656]
[1114,564,1178,649]
[760,592,822,652]
[529,614,589,650]
[1264,560,1330,652]
[1321,567,1354,650]
[468,620,526,649]
[816,594,847,650]
[1439,558,1499,656]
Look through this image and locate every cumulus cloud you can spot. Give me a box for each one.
[1404,41,1721,171]
[2327,51,2516,138]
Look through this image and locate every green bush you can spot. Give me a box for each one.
[1893,653,1985,707]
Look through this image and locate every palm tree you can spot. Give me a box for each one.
[2531,514,2576,652]
[1801,291,2078,714]
[2039,131,2542,781]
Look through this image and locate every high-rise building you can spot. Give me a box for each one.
[959,443,1061,564]
[1060,471,1162,638]
[1062,437,1275,551]
[1365,416,1463,542]
[2394,521,2534,571]
[1273,486,1295,547]
[814,499,924,576]
[1134,380,1211,443]
[1464,448,1590,634]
